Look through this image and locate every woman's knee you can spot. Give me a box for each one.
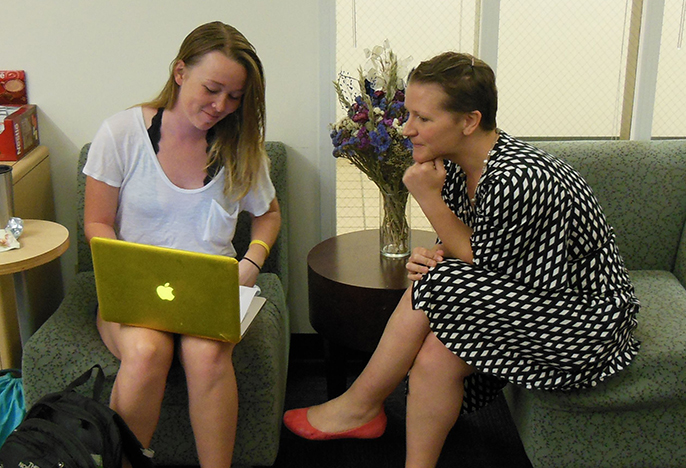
[388,287,430,331]
[118,329,175,376]
[411,333,472,381]
[180,336,235,381]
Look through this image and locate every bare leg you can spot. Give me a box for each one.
[405,332,473,468]
[307,287,432,432]
[97,314,175,448]
[180,335,237,468]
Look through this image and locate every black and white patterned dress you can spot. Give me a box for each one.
[412,131,640,414]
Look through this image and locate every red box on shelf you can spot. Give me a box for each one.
[0,71,28,106]
[0,105,39,161]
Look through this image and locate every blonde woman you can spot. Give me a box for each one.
[84,22,280,467]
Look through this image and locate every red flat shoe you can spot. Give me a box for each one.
[283,407,387,441]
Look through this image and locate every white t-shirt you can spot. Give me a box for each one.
[83,107,276,257]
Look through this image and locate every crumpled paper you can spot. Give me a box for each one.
[0,217,23,252]
[0,229,19,252]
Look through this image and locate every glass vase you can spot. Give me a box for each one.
[379,188,411,258]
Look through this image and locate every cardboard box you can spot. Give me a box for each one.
[0,71,28,106]
[0,105,39,161]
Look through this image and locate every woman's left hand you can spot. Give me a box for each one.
[239,197,281,287]
[406,244,444,281]
[239,259,260,287]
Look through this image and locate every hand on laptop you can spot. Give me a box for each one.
[239,257,260,287]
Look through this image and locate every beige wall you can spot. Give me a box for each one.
[0,0,328,332]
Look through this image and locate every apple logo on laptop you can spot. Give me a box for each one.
[156,282,175,301]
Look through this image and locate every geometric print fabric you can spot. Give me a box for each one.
[412,132,640,414]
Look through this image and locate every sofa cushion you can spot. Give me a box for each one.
[516,270,686,412]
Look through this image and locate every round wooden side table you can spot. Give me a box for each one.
[0,219,69,359]
[308,229,436,398]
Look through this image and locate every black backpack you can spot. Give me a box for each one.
[0,365,153,468]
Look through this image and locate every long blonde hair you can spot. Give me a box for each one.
[143,21,267,200]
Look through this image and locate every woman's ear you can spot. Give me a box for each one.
[462,110,483,136]
[173,60,186,86]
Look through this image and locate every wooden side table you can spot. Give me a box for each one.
[308,229,436,398]
[0,219,69,367]
[0,146,63,368]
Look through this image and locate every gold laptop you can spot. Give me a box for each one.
[90,237,265,343]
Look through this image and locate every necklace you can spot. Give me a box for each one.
[469,151,493,205]
[470,131,500,206]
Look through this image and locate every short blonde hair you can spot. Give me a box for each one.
[409,52,497,131]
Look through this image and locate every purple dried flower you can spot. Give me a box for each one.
[370,124,392,153]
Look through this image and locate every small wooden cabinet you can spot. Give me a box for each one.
[0,146,63,368]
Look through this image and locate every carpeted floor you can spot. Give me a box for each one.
[271,340,533,468]
[162,337,533,467]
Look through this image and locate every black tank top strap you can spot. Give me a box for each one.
[147,107,164,154]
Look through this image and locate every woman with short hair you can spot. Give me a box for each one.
[285,52,639,468]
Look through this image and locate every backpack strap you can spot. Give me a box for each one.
[113,412,154,468]
[64,366,153,468]
[65,365,105,401]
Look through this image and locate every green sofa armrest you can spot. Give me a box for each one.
[674,224,686,288]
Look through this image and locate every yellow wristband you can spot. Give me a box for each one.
[250,239,271,256]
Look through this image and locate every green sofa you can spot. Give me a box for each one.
[504,140,686,468]
[21,142,290,467]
